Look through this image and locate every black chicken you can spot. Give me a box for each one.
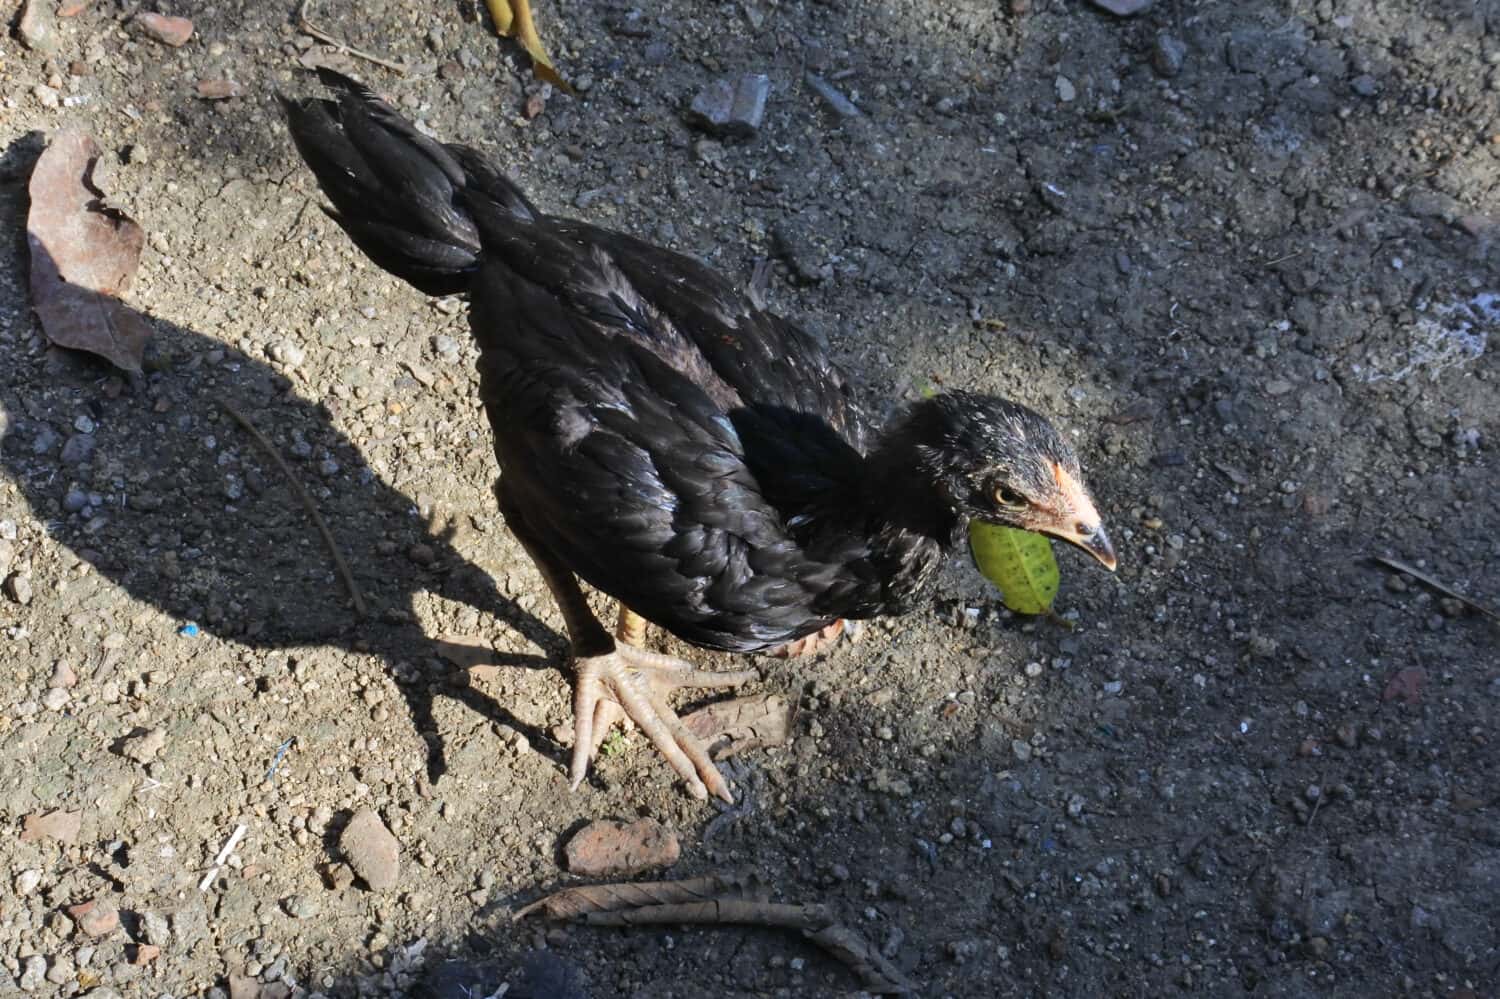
[282,71,1116,802]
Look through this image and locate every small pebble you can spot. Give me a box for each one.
[135,11,193,46]
[5,573,34,605]
[122,728,167,764]
[1151,34,1187,77]
[283,894,321,919]
[686,73,771,140]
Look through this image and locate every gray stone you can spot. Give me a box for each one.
[18,955,46,992]
[4,573,33,606]
[61,433,96,465]
[18,0,60,54]
[1151,34,1188,78]
[140,909,171,946]
[686,74,770,140]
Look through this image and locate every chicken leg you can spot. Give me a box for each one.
[499,490,756,801]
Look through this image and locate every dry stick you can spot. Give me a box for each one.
[582,900,914,995]
[1371,555,1499,622]
[295,0,409,75]
[217,398,368,619]
[518,877,913,994]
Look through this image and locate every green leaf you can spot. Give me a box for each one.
[967,522,1060,616]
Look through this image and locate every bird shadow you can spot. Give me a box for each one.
[2,136,569,784]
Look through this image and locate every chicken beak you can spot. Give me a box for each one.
[1047,463,1118,572]
[1076,525,1117,571]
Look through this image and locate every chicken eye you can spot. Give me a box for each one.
[993,484,1027,508]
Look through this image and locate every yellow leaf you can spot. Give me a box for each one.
[485,0,575,95]
[967,522,1060,616]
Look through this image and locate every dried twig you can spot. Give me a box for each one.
[1259,249,1304,268]
[1370,555,1498,622]
[514,874,758,921]
[198,822,247,892]
[217,398,367,618]
[518,876,915,994]
[295,0,408,75]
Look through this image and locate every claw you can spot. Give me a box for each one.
[568,644,757,802]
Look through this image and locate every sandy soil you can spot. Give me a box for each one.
[2,0,1498,996]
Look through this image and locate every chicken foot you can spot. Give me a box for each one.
[498,490,756,801]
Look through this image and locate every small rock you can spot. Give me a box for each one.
[122,728,167,763]
[45,955,75,986]
[686,74,771,140]
[564,818,680,877]
[1350,74,1378,97]
[196,79,242,100]
[63,489,88,513]
[131,944,161,966]
[407,543,436,566]
[342,808,400,891]
[283,894,321,919]
[18,0,60,53]
[18,955,46,992]
[1012,740,1032,762]
[5,573,34,606]
[268,339,306,367]
[42,688,70,712]
[15,869,42,895]
[20,809,80,844]
[1150,34,1187,77]
[319,862,356,890]
[31,426,60,454]
[140,909,170,946]
[135,12,193,46]
[33,84,61,110]
[1091,0,1153,13]
[1055,76,1077,102]
[60,433,95,464]
[66,899,120,937]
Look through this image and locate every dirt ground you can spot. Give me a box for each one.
[2,0,1498,995]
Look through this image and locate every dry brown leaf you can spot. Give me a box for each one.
[681,692,795,761]
[485,0,575,94]
[27,130,151,372]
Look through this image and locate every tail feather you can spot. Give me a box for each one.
[281,68,533,297]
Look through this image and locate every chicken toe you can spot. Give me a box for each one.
[570,645,758,802]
